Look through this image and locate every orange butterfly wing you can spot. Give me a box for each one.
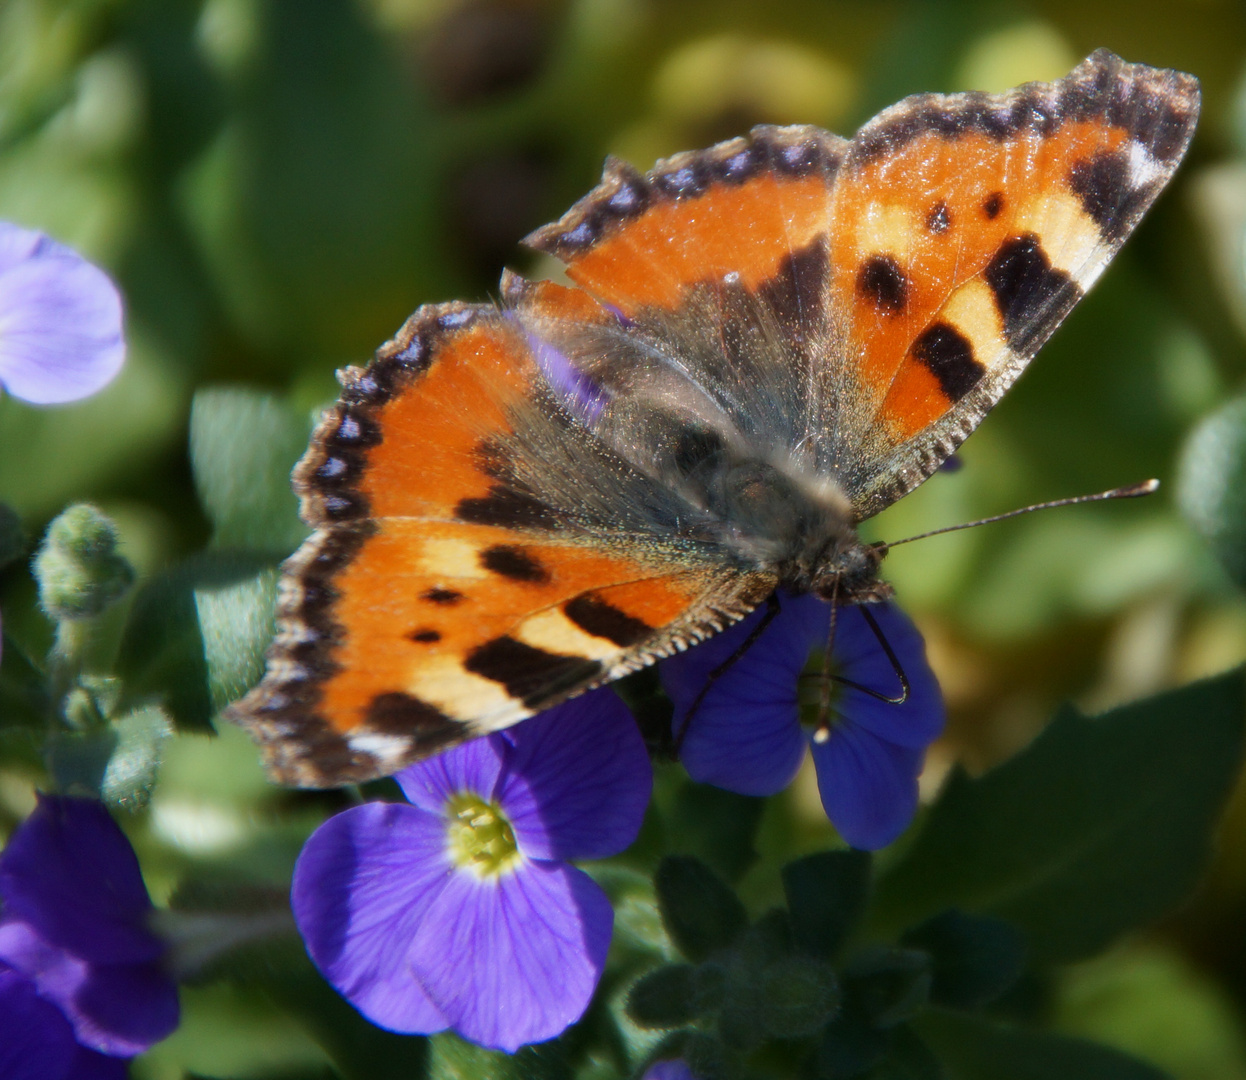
[230,306,770,786]
[526,51,1199,518]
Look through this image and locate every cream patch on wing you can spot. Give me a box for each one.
[410,656,525,718]
[514,608,624,661]
[939,279,1008,371]
[854,203,915,257]
[1012,190,1103,277]
[417,537,492,580]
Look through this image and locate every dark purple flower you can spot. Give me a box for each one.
[662,595,944,850]
[644,1060,699,1080]
[0,795,178,1076]
[293,688,652,1052]
[0,223,124,404]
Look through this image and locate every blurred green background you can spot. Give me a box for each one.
[2,0,1246,1076]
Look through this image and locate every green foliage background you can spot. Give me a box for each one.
[2,0,1246,1077]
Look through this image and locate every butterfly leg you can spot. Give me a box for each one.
[810,602,912,741]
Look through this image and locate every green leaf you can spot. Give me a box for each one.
[1178,394,1246,588]
[667,782,764,883]
[654,856,748,963]
[0,634,48,730]
[0,502,26,569]
[626,964,700,1029]
[429,1031,573,1080]
[783,850,871,961]
[189,386,310,553]
[844,947,932,1029]
[918,1011,1170,1080]
[99,704,173,808]
[264,962,432,1080]
[195,564,278,713]
[871,671,1246,964]
[901,911,1026,1011]
[868,1026,944,1080]
[116,551,274,732]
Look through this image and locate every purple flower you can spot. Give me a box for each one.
[0,795,179,1078]
[662,595,944,850]
[293,688,652,1052]
[644,1060,699,1080]
[0,223,124,404]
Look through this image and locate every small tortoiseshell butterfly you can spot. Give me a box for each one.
[231,51,1199,787]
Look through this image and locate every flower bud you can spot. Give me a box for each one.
[34,504,134,620]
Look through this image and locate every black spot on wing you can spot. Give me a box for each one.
[983,234,1083,352]
[422,587,464,605]
[757,236,829,340]
[982,191,1004,219]
[364,692,460,748]
[408,628,441,643]
[480,544,549,583]
[564,594,653,647]
[911,323,985,402]
[1067,150,1139,240]
[925,202,951,234]
[855,255,908,314]
[455,484,558,529]
[465,637,602,707]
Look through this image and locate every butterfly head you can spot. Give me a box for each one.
[805,536,893,606]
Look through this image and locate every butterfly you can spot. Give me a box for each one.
[230,50,1199,787]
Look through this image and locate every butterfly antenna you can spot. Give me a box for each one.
[883,479,1159,549]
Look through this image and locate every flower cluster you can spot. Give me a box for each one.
[293,594,944,1052]
[0,796,178,1080]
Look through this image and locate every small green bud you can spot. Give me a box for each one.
[34,504,135,620]
[758,955,841,1038]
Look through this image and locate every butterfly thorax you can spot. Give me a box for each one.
[695,454,891,604]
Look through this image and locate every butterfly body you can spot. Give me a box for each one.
[231,51,1199,787]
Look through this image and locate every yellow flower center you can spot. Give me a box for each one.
[445,793,521,878]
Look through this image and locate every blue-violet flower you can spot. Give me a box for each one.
[662,595,944,850]
[0,223,124,404]
[0,795,179,1079]
[644,1060,699,1080]
[293,688,652,1052]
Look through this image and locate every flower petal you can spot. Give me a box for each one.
[409,859,612,1052]
[291,802,450,1035]
[644,1061,699,1080]
[662,594,823,795]
[65,1046,129,1080]
[395,733,507,813]
[0,967,76,1080]
[498,689,651,861]
[0,795,160,965]
[0,226,124,405]
[810,722,925,850]
[69,960,180,1057]
[0,920,175,1056]
[831,605,944,750]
